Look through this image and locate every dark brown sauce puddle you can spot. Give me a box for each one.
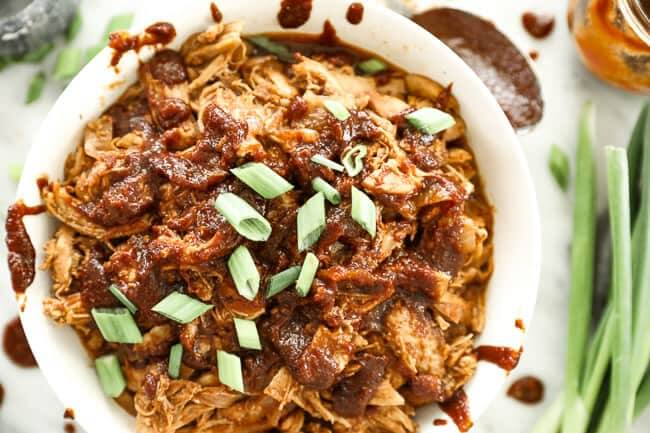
[507,375,545,404]
[412,8,543,130]
[3,317,37,368]
[522,12,555,39]
[346,2,364,25]
[475,345,522,371]
[278,0,313,28]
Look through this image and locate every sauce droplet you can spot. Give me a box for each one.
[412,8,543,130]
[529,50,539,61]
[433,418,448,426]
[210,2,223,23]
[278,0,313,29]
[3,317,37,368]
[63,408,75,420]
[475,345,523,371]
[64,423,76,433]
[5,200,45,294]
[346,2,364,25]
[522,12,556,39]
[108,22,177,66]
[0,383,4,407]
[515,318,526,330]
[507,375,545,404]
[319,20,338,45]
[440,389,473,432]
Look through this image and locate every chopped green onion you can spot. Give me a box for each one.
[296,253,319,297]
[311,154,345,172]
[151,292,213,324]
[342,145,368,177]
[297,192,326,251]
[53,47,82,81]
[231,162,294,199]
[108,284,137,314]
[228,245,260,301]
[19,43,54,63]
[628,103,649,216]
[84,44,104,64]
[95,354,126,397]
[66,11,83,41]
[312,177,341,205]
[351,186,376,238]
[214,193,272,241]
[604,146,634,433]
[233,318,262,350]
[248,36,294,63]
[357,58,387,75]
[91,308,143,344]
[549,144,570,191]
[103,13,134,42]
[324,100,351,121]
[168,344,183,379]
[8,163,23,182]
[267,266,301,298]
[0,56,10,71]
[25,71,46,104]
[217,350,244,393]
[405,107,455,135]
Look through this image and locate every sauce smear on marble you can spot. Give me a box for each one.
[278,0,313,28]
[5,200,45,294]
[3,317,37,368]
[346,2,364,25]
[522,12,555,39]
[508,375,545,404]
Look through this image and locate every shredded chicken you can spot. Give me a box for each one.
[37,17,493,433]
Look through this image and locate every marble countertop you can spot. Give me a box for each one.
[0,1,648,432]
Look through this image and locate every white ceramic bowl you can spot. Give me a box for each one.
[15,1,541,432]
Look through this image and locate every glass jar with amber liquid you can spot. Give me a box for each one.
[569,0,650,93]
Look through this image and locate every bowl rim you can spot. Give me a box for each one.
[14,1,541,432]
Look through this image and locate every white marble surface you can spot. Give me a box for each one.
[0,0,649,432]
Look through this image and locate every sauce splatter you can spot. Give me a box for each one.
[522,12,556,39]
[529,50,539,61]
[515,318,526,330]
[278,0,313,29]
[475,345,522,371]
[319,20,338,45]
[63,408,75,420]
[108,22,177,66]
[433,418,448,426]
[64,423,76,433]
[346,3,364,25]
[508,375,544,404]
[3,317,37,368]
[5,200,45,294]
[0,383,4,407]
[412,8,543,130]
[210,2,223,23]
[440,389,473,432]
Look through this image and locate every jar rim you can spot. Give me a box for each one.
[620,0,650,45]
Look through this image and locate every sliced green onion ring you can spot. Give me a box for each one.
[549,144,571,192]
[357,58,388,75]
[248,36,294,63]
[296,253,319,297]
[168,344,183,379]
[267,266,302,298]
[311,154,345,172]
[91,308,143,344]
[233,318,262,350]
[405,107,456,135]
[95,354,127,397]
[231,162,294,199]
[151,292,213,324]
[53,47,82,81]
[20,43,54,63]
[342,145,368,177]
[66,11,83,42]
[214,193,272,241]
[25,71,46,104]
[8,163,23,182]
[297,192,326,251]
[324,100,351,121]
[108,284,137,314]
[217,350,245,393]
[228,245,260,301]
[351,186,376,238]
[312,177,341,205]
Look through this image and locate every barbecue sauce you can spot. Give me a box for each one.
[346,3,364,25]
[109,22,176,66]
[210,2,223,23]
[3,317,37,368]
[440,389,473,432]
[278,0,313,29]
[475,345,522,371]
[522,12,556,39]
[433,418,448,426]
[5,200,45,294]
[507,376,545,404]
[412,8,543,129]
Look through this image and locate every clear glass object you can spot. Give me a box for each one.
[569,0,650,93]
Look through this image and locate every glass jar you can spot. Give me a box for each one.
[569,0,650,93]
